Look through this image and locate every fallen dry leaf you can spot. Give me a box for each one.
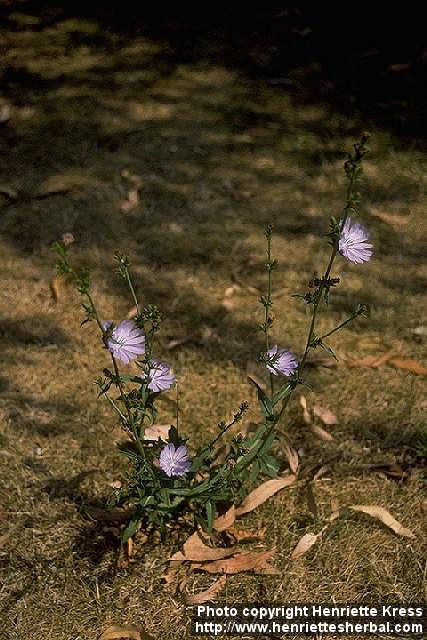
[99,624,153,640]
[371,208,411,226]
[213,506,235,532]
[144,424,171,441]
[50,274,64,303]
[290,532,322,560]
[165,336,193,350]
[180,532,236,562]
[194,549,276,575]
[310,424,334,442]
[387,357,427,376]
[221,280,241,311]
[222,297,235,311]
[127,537,134,559]
[36,173,91,198]
[345,351,395,368]
[299,397,336,440]
[349,505,415,539]
[120,189,139,212]
[186,576,227,604]
[227,526,266,543]
[235,474,296,516]
[224,284,240,298]
[117,541,135,569]
[313,404,338,425]
[283,443,299,474]
[299,395,312,424]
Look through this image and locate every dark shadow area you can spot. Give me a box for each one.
[0,2,425,381]
[70,521,121,569]
[1,3,425,142]
[0,316,68,347]
[4,392,88,436]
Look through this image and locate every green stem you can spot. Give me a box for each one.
[298,169,357,375]
[265,235,275,398]
[198,413,244,461]
[125,270,141,317]
[319,310,360,341]
[273,167,359,430]
[86,290,147,461]
[85,291,105,334]
[105,392,128,424]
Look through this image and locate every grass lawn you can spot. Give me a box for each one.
[0,7,426,639]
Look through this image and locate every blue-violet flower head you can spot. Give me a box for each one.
[339,217,373,264]
[145,360,176,393]
[105,320,145,364]
[159,443,192,477]
[265,344,298,376]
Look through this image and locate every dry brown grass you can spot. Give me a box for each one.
[0,7,426,640]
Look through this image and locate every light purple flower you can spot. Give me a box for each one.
[104,320,145,364]
[339,217,373,264]
[265,344,298,376]
[159,443,192,477]
[102,320,114,332]
[145,360,175,393]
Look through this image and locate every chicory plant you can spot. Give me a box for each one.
[54,135,372,540]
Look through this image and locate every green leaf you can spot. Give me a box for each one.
[122,517,141,542]
[248,376,273,417]
[271,383,292,407]
[259,454,279,477]
[118,374,143,383]
[257,430,275,457]
[205,501,214,534]
[248,459,260,485]
[319,341,338,360]
[140,496,155,508]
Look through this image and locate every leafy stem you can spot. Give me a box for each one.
[319,305,367,342]
[196,401,249,463]
[260,224,277,398]
[272,135,370,429]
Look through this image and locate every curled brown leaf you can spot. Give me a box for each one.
[99,624,153,640]
[179,532,235,562]
[235,475,296,517]
[186,575,227,604]
[213,506,235,532]
[290,532,322,560]
[349,505,415,539]
[193,549,276,575]
[313,404,338,425]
